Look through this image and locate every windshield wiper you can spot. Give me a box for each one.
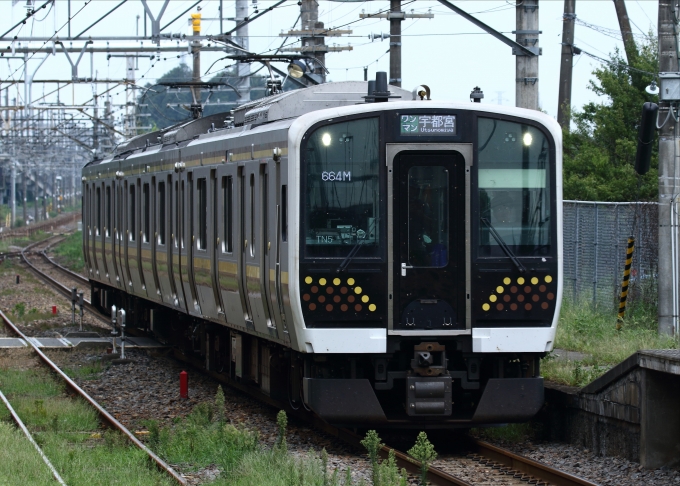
[336,217,379,273]
[480,217,526,273]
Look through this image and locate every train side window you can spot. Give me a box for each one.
[129,185,136,242]
[143,183,150,243]
[181,181,185,249]
[197,178,207,250]
[250,174,255,257]
[96,187,101,236]
[158,182,166,245]
[263,172,268,255]
[174,181,178,248]
[281,185,287,242]
[105,186,111,237]
[223,176,233,253]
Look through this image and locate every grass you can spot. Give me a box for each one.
[471,422,540,444]
[63,361,106,381]
[0,366,173,485]
[52,230,85,273]
[541,298,679,387]
[0,421,57,485]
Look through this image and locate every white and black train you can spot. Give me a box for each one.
[82,73,562,427]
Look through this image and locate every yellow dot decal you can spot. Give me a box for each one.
[517,277,525,285]
[354,286,363,294]
[503,277,511,285]
[496,286,504,293]
[369,304,377,312]
[531,277,539,285]
[482,303,491,311]
[333,278,341,285]
[319,278,327,285]
[305,276,312,284]
[545,275,553,283]
[347,278,355,286]
[490,295,497,302]
[362,295,369,303]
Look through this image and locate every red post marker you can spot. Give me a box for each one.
[52,306,57,315]
[180,371,188,398]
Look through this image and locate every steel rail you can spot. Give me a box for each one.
[0,390,67,485]
[20,242,108,325]
[0,308,187,485]
[39,245,89,285]
[470,439,598,486]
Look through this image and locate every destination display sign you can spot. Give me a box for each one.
[400,114,456,136]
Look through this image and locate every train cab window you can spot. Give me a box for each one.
[105,186,111,237]
[303,117,380,258]
[197,178,207,250]
[143,183,150,243]
[477,118,551,256]
[158,182,166,245]
[222,176,233,252]
[96,187,101,236]
[407,166,449,267]
[129,185,136,242]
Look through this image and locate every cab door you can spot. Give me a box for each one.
[388,145,471,334]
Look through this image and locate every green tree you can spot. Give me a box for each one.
[564,35,658,201]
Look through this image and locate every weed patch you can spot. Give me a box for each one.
[52,231,85,272]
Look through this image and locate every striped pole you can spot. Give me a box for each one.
[616,237,635,329]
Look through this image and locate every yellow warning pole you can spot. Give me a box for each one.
[616,237,635,329]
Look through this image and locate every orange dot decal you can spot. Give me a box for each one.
[510,286,518,294]
[539,285,546,292]
[326,304,333,312]
[517,295,525,302]
[326,287,334,294]
[355,304,363,312]
[311,286,318,294]
[541,302,549,310]
[340,287,348,294]
[524,286,532,293]
[496,303,504,311]
[309,303,316,311]
[303,294,310,301]
[348,295,355,303]
[532,294,539,302]
[525,303,533,311]
[503,295,511,302]
[333,295,341,303]
[510,303,518,311]
[547,293,555,300]
[341,304,348,311]
[318,295,326,303]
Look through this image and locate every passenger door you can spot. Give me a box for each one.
[388,145,471,334]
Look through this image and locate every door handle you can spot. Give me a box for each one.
[401,262,413,277]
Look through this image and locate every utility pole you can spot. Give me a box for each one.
[390,0,403,87]
[10,160,16,227]
[191,9,202,118]
[22,170,27,224]
[613,0,637,64]
[125,56,135,137]
[658,1,678,336]
[515,0,540,110]
[557,0,576,128]
[301,0,326,83]
[235,0,251,103]
[33,170,38,222]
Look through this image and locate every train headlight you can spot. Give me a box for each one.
[321,133,332,146]
[523,133,533,146]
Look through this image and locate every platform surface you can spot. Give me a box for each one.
[0,336,166,349]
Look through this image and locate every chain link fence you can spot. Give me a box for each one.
[563,201,658,308]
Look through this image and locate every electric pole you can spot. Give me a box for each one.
[301,0,326,82]
[390,0,403,87]
[235,0,251,103]
[657,1,678,336]
[613,0,637,64]
[557,0,576,128]
[191,10,202,118]
[515,0,540,110]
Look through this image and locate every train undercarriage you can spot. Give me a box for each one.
[94,284,545,428]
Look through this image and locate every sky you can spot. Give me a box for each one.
[0,0,659,125]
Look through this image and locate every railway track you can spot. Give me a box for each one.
[22,236,599,486]
[0,308,187,485]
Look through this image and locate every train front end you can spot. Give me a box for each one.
[288,99,562,426]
